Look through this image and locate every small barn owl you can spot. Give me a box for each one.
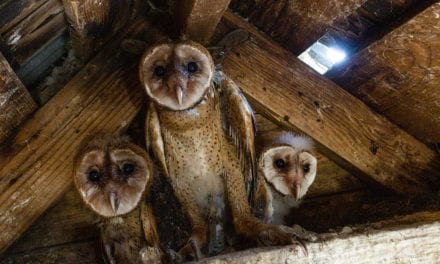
[140,41,306,259]
[73,134,162,263]
[255,131,317,225]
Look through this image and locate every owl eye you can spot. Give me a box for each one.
[274,159,285,169]
[154,66,166,77]
[303,164,310,173]
[88,169,100,182]
[187,61,198,73]
[122,162,135,177]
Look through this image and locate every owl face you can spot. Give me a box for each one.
[139,41,214,111]
[74,135,152,218]
[259,145,317,200]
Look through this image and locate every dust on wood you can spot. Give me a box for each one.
[0,52,37,145]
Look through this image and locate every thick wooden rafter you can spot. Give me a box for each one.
[0,20,155,254]
[175,0,231,44]
[62,0,134,60]
[200,211,440,263]
[330,2,440,144]
[0,52,36,145]
[218,11,440,194]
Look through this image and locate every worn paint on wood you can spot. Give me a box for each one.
[0,52,36,145]
[175,0,231,44]
[63,0,134,60]
[330,2,440,144]
[0,19,156,254]
[219,11,440,195]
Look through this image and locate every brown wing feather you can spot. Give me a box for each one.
[145,103,169,176]
[217,71,257,204]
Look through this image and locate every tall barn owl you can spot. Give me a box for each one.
[255,131,318,225]
[140,41,307,259]
[74,134,162,263]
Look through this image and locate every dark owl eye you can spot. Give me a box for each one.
[303,164,310,173]
[122,163,135,176]
[274,159,285,169]
[154,66,166,77]
[88,169,100,182]
[187,61,198,73]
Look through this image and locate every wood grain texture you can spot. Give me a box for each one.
[63,0,134,60]
[254,114,365,197]
[230,0,366,55]
[201,211,440,263]
[0,19,153,254]
[0,52,36,145]
[175,0,231,44]
[0,0,66,68]
[330,2,440,144]
[219,11,440,195]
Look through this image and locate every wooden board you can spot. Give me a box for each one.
[330,2,440,144]
[0,52,36,145]
[175,0,231,44]
[229,0,366,55]
[0,19,157,254]
[201,211,440,263]
[63,0,134,60]
[219,11,440,195]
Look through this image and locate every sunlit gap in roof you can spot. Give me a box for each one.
[298,34,348,75]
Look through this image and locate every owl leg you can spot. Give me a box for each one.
[173,187,207,261]
[223,163,312,247]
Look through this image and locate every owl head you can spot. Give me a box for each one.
[74,135,153,218]
[139,41,214,111]
[258,131,317,200]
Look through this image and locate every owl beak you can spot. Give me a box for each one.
[292,183,302,200]
[176,86,184,105]
[109,192,119,213]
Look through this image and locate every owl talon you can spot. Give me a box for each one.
[178,238,204,261]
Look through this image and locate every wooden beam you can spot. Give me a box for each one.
[0,51,36,145]
[329,2,440,144]
[219,11,440,195]
[229,0,366,55]
[0,19,155,254]
[175,0,231,44]
[62,0,134,60]
[201,211,440,263]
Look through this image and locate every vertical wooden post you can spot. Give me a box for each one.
[175,0,231,44]
[0,52,37,145]
[62,0,134,60]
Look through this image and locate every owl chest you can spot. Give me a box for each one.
[163,125,227,210]
[270,189,301,224]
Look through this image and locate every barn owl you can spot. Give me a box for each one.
[140,41,307,260]
[73,134,162,263]
[254,131,317,225]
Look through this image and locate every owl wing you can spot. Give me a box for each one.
[218,71,257,203]
[145,103,169,176]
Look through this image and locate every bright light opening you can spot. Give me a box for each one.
[298,36,348,75]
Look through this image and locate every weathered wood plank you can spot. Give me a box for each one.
[0,19,154,254]
[230,0,366,55]
[329,2,440,144]
[201,211,440,263]
[0,240,102,264]
[0,52,37,145]
[5,188,97,254]
[63,0,134,60]
[175,0,231,44]
[254,113,365,198]
[219,11,440,195]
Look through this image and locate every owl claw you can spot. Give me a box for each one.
[257,224,316,254]
[178,237,204,261]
